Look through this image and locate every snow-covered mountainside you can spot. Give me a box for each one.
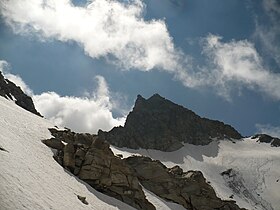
[0,97,137,210]
[0,96,191,210]
[1,79,279,210]
[111,138,280,210]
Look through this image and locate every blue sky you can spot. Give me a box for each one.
[0,0,280,137]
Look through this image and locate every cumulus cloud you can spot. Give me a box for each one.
[201,34,280,100]
[256,124,280,138]
[0,0,182,72]
[0,60,125,133]
[33,81,126,133]
[1,1,280,101]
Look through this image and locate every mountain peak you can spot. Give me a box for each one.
[99,94,242,151]
[134,94,166,110]
[149,93,164,100]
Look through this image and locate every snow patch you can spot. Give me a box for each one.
[111,138,280,210]
[143,188,185,210]
[0,97,136,210]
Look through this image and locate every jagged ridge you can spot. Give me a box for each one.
[43,128,245,210]
[0,71,41,116]
[99,94,242,151]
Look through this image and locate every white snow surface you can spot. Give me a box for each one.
[142,188,185,210]
[0,97,136,210]
[0,97,187,210]
[111,139,280,210]
[1,96,280,210]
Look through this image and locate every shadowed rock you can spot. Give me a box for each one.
[77,195,89,205]
[252,134,280,147]
[0,71,41,116]
[99,94,242,151]
[43,128,245,210]
[43,128,155,210]
[126,156,246,210]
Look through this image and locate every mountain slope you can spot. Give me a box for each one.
[0,96,196,210]
[44,127,244,210]
[111,138,280,210]
[99,94,242,151]
[1,88,279,210]
[0,97,137,210]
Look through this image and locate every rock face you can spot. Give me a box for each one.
[99,94,242,151]
[44,128,155,210]
[43,128,245,210]
[0,71,41,116]
[126,156,245,210]
[252,134,280,147]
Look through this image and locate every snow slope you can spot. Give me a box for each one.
[111,139,280,210]
[0,97,136,210]
[1,95,279,210]
[0,97,186,210]
[142,188,185,210]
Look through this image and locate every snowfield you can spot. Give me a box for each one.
[111,138,280,210]
[0,97,136,210]
[1,96,279,210]
[0,97,187,210]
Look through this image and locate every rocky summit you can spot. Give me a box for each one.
[98,94,242,151]
[0,71,41,116]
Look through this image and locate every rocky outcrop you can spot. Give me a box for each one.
[43,128,246,210]
[0,71,41,116]
[126,156,245,210]
[44,128,155,210]
[99,94,242,151]
[252,134,280,147]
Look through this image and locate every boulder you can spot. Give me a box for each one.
[42,138,64,150]
[77,195,88,205]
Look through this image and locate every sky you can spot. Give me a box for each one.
[0,0,280,137]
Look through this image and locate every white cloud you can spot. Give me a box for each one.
[201,34,280,100]
[33,87,126,133]
[1,1,280,101]
[0,0,181,72]
[0,60,9,75]
[0,59,125,133]
[0,60,34,96]
[256,124,280,138]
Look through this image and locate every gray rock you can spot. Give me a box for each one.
[125,156,245,210]
[63,143,75,172]
[0,71,41,116]
[44,128,155,210]
[252,134,280,147]
[99,94,242,151]
[43,127,245,210]
[77,195,88,205]
[42,138,64,150]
